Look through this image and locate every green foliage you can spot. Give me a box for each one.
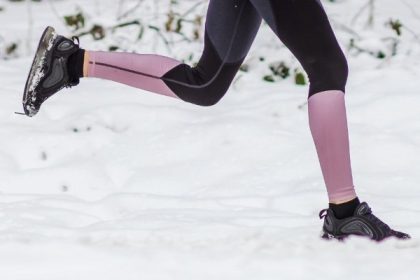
[269,62,290,79]
[90,25,106,40]
[349,38,389,59]
[164,8,203,41]
[0,41,19,60]
[388,19,403,36]
[263,75,275,83]
[64,12,85,31]
[239,64,249,73]
[294,71,307,86]
[60,0,203,46]
[6,42,18,56]
[377,51,386,59]
[262,61,306,85]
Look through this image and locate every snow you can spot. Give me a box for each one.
[0,0,419,279]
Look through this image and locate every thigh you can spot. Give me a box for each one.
[162,0,262,105]
[205,0,262,64]
[250,0,344,75]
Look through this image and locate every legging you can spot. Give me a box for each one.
[88,0,348,104]
[86,0,356,203]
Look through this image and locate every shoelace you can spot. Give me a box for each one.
[71,36,80,46]
[319,209,328,219]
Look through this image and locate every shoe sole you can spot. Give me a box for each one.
[321,231,348,241]
[22,26,57,117]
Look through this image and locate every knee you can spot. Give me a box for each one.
[185,86,228,107]
[162,64,232,107]
[306,51,349,97]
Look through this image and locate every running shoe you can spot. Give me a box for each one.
[319,202,411,241]
[22,26,80,117]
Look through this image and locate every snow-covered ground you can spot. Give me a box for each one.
[0,0,419,279]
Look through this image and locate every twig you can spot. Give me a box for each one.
[367,0,375,27]
[46,0,73,33]
[330,19,362,40]
[117,0,145,21]
[403,25,420,41]
[402,0,420,20]
[148,25,172,53]
[26,0,33,55]
[180,0,206,18]
[351,0,375,28]
[117,0,126,19]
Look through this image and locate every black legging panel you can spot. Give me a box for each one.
[249,0,348,97]
[162,0,348,105]
[163,0,261,106]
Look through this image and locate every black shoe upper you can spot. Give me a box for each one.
[24,28,81,116]
[35,36,80,104]
[319,202,411,241]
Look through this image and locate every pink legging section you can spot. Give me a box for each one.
[86,51,356,202]
[87,51,181,98]
[308,90,357,202]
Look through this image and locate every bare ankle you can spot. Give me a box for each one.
[83,51,90,77]
[329,195,358,205]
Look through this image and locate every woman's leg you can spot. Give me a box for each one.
[249,0,411,240]
[84,0,262,106]
[249,0,357,208]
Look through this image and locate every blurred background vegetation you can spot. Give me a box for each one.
[0,0,417,85]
